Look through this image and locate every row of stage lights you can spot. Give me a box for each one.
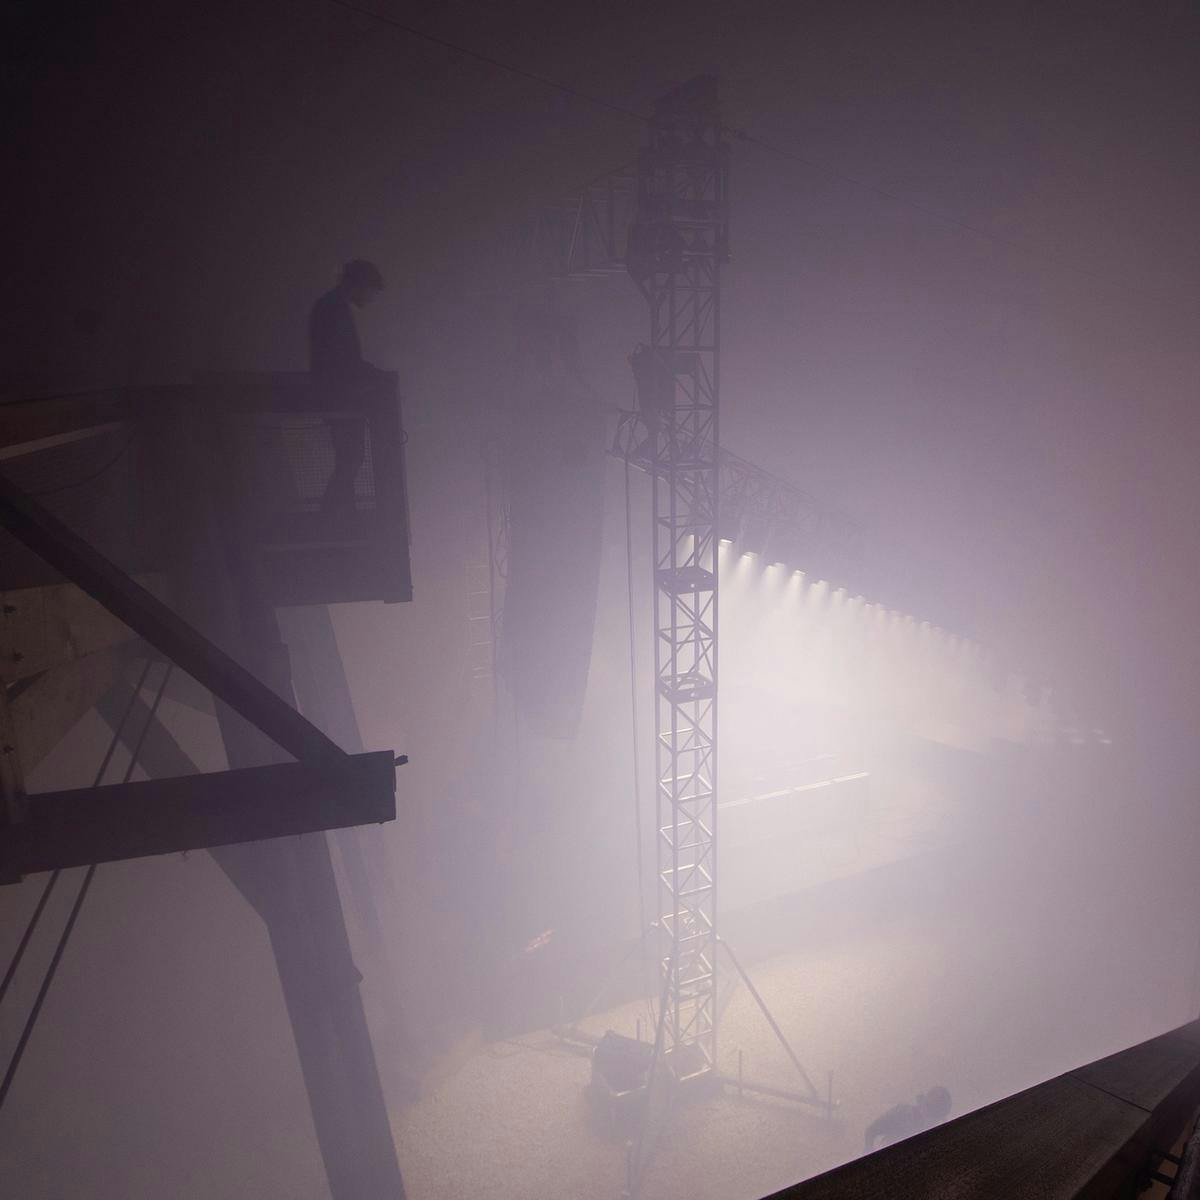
[709,480,1060,697]
[688,441,972,644]
[721,545,1082,734]
[716,504,866,603]
[720,541,1095,739]
[715,534,973,653]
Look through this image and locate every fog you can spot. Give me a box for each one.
[4,1,1200,1197]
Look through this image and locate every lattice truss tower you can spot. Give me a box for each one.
[639,78,730,1076]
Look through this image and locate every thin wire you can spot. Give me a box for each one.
[483,441,499,714]
[0,657,153,1012]
[623,451,646,932]
[631,942,676,1198]
[0,861,99,1108]
[94,659,156,788]
[0,660,167,1110]
[0,873,59,1008]
[727,126,1190,309]
[122,662,173,785]
[320,0,649,125]
[30,434,137,497]
[623,449,654,1035]
[0,380,134,493]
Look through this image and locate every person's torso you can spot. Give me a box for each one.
[308,289,362,377]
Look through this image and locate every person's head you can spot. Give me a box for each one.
[339,259,384,307]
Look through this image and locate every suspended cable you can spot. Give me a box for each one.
[0,381,134,493]
[482,440,499,715]
[0,658,153,1013]
[546,453,656,1028]
[623,450,647,939]
[0,857,99,1108]
[0,659,169,1110]
[623,446,656,1034]
[93,659,154,788]
[0,873,59,1009]
[31,434,137,497]
[122,662,173,785]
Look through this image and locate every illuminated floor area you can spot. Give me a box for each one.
[719,763,965,912]
[392,954,856,1200]
[390,803,1199,1200]
[388,918,1029,1200]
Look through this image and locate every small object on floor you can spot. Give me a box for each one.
[864,1086,951,1152]
[588,1031,656,1140]
[593,1030,654,1095]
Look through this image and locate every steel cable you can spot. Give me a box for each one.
[0,660,171,1110]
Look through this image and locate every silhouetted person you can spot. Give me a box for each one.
[864,1086,951,1152]
[308,259,385,513]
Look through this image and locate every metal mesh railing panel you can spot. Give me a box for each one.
[233,415,378,514]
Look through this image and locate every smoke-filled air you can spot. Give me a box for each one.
[3,3,1200,1199]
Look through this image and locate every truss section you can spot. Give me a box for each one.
[612,411,865,589]
[635,76,729,1077]
[516,165,639,282]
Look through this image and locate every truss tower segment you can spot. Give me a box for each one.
[636,77,729,1078]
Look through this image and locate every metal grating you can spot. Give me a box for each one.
[235,415,378,513]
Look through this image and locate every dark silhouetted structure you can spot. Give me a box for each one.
[309,259,385,513]
[864,1086,952,1151]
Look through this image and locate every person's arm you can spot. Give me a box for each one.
[338,305,385,384]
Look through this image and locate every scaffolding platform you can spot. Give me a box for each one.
[0,373,413,605]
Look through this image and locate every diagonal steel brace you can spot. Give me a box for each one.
[0,471,347,767]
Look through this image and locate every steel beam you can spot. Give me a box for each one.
[93,675,408,1197]
[139,383,408,1198]
[0,470,345,766]
[3,750,396,879]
